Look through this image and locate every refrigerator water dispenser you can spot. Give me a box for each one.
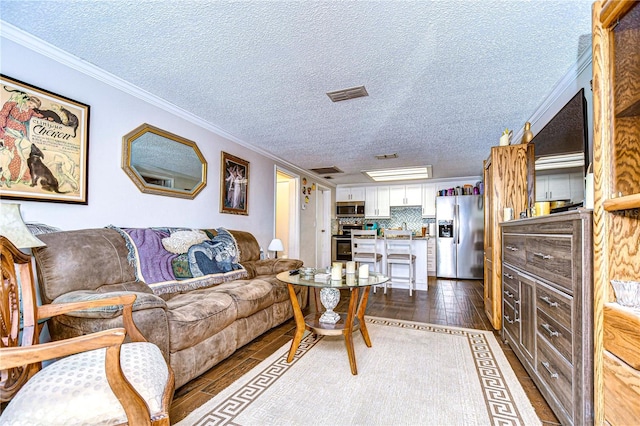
[438,220,453,238]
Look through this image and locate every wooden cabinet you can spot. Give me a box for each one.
[336,186,365,202]
[389,184,422,206]
[421,183,437,217]
[501,211,593,426]
[483,143,534,329]
[592,2,640,424]
[365,186,390,218]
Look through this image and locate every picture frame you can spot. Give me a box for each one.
[220,151,249,215]
[0,75,90,204]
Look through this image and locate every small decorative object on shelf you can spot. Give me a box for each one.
[499,128,513,146]
[521,122,534,144]
[610,280,640,308]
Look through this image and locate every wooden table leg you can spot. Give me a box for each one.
[286,283,306,363]
[343,287,360,375]
[357,286,372,347]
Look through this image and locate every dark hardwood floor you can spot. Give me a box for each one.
[170,278,560,425]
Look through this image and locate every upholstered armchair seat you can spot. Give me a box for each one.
[1,342,169,426]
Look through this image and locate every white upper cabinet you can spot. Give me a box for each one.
[535,174,572,201]
[569,172,585,203]
[390,184,422,206]
[336,186,365,202]
[421,183,437,217]
[365,186,390,218]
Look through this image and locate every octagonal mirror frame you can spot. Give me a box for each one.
[122,123,207,199]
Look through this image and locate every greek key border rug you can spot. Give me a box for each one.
[177,317,540,426]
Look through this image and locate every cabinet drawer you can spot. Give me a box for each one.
[537,337,573,416]
[537,308,572,363]
[526,236,573,292]
[502,265,519,300]
[503,299,519,341]
[503,234,526,267]
[537,283,572,332]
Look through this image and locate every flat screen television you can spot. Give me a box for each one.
[531,88,589,174]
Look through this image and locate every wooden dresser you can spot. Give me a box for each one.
[501,210,593,426]
[592,1,640,424]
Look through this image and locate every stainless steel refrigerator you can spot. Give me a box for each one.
[436,194,484,279]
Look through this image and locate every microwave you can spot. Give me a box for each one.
[336,201,365,217]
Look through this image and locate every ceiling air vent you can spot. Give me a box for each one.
[326,86,368,102]
[310,166,343,175]
[375,153,398,160]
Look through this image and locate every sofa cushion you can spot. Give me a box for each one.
[214,279,276,319]
[34,229,138,303]
[165,290,237,352]
[52,290,167,318]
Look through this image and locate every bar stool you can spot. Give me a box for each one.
[384,230,416,296]
[350,230,384,293]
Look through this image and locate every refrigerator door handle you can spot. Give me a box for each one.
[454,204,460,245]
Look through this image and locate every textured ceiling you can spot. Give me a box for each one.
[0,0,594,185]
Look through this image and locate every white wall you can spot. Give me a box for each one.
[0,35,306,252]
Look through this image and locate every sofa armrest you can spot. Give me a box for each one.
[245,258,304,277]
[50,290,167,319]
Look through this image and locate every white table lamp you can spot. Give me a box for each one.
[0,203,45,249]
[268,238,284,259]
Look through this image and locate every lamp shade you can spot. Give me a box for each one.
[268,238,284,252]
[0,203,45,249]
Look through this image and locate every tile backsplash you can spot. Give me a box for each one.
[339,206,435,235]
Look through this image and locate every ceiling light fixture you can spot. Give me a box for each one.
[534,153,584,171]
[363,166,433,182]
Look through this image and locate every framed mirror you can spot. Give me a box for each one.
[122,123,207,199]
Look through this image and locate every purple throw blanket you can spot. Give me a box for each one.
[123,228,177,284]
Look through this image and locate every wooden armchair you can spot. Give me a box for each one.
[0,236,175,425]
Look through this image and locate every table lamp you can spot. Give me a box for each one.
[268,238,284,259]
[0,203,45,250]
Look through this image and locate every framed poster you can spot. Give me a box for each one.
[220,151,249,215]
[0,75,90,204]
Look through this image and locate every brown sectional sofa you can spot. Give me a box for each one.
[33,228,306,388]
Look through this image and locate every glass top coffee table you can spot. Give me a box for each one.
[276,269,389,375]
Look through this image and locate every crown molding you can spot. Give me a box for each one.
[512,46,593,143]
[0,21,335,186]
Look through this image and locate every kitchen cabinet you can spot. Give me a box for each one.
[592,2,640,424]
[426,238,436,276]
[501,210,593,426]
[569,172,584,203]
[389,184,422,206]
[535,174,571,201]
[421,183,437,217]
[336,186,365,202]
[483,143,534,329]
[365,186,390,218]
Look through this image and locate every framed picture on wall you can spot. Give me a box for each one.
[0,75,90,204]
[220,151,249,215]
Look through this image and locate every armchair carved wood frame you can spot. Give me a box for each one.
[0,236,175,425]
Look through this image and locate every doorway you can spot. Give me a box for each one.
[274,167,300,259]
[315,185,332,268]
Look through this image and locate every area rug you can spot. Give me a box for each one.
[177,317,541,426]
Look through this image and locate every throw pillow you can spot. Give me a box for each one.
[162,230,210,254]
